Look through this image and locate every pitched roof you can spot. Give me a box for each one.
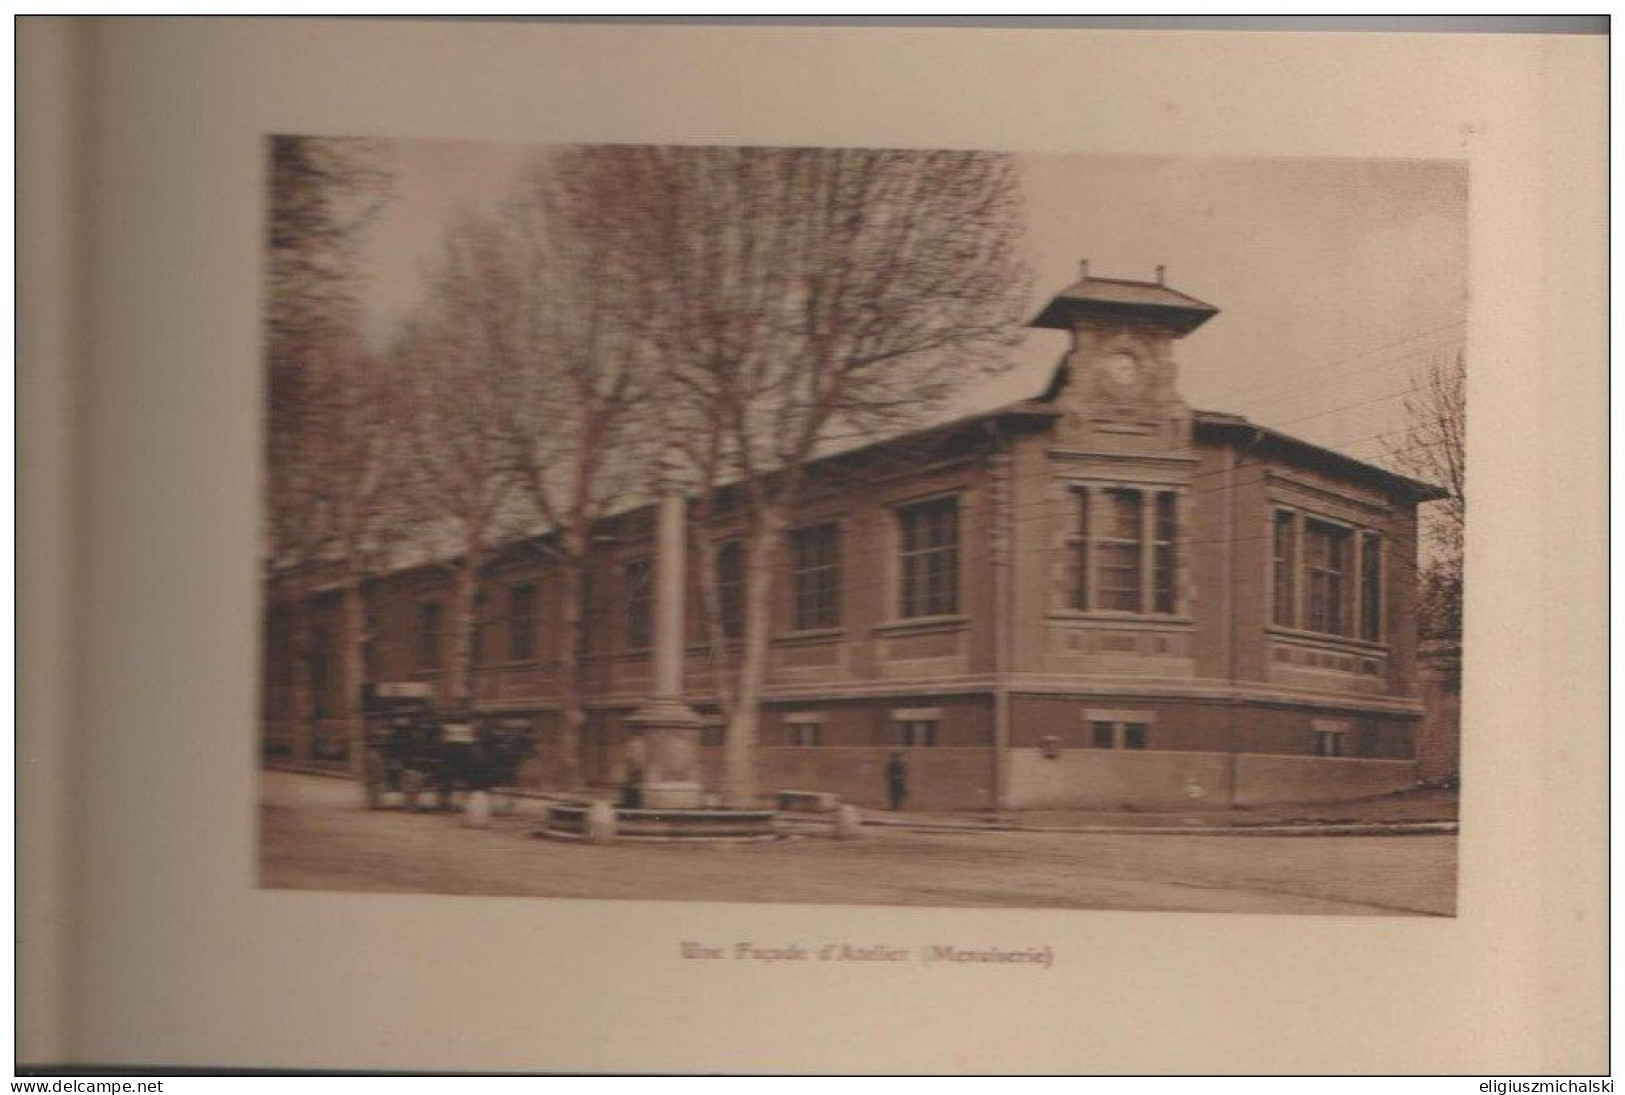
[1029,275,1219,335]
[1191,409,1449,502]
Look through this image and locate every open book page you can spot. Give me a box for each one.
[31,17,1607,1073]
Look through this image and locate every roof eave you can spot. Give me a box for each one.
[1194,415,1449,503]
[1029,298,1218,335]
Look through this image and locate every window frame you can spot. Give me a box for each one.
[895,494,961,620]
[414,601,443,673]
[1359,531,1384,643]
[1270,507,1386,645]
[1303,517,1352,636]
[507,582,539,662]
[1070,484,1182,617]
[716,539,746,640]
[623,558,654,652]
[1084,709,1154,750]
[788,521,842,632]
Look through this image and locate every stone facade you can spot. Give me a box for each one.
[262,272,1447,810]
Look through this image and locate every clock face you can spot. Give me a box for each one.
[1100,350,1143,393]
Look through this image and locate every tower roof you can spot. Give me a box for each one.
[1029,265,1219,335]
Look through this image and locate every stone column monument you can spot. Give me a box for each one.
[623,470,704,809]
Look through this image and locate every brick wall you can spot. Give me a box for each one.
[1006,747,1418,810]
[1009,694,1415,758]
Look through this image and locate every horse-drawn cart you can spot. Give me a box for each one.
[360,683,535,812]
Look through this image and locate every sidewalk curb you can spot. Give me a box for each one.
[853,817,1458,837]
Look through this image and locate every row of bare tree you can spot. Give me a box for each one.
[266,138,1030,803]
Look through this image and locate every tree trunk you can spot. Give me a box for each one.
[555,544,587,789]
[338,576,368,779]
[721,512,783,808]
[449,546,481,712]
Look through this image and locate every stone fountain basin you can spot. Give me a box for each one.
[541,802,782,843]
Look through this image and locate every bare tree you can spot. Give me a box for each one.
[1386,351,1465,685]
[308,323,416,768]
[265,135,392,757]
[462,152,660,788]
[395,216,524,712]
[580,145,1030,805]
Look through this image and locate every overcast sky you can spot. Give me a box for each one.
[349,141,1466,465]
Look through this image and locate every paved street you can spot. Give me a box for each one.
[258,771,1457,916]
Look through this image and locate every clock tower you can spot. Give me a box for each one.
[1029,261,1218,450]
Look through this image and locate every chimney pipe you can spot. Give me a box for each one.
[1155,264,1166,286]
[1078,258,1090,280]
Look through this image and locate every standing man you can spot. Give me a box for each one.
[885,751,908,812]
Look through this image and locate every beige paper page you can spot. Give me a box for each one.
[46,18,1605,1073]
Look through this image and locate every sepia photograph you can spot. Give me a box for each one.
[21,15,1606,1076]
[258,138,1466,917]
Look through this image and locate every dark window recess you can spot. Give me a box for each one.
[309,625,333,717]
[1071,489,1091,610]
[509,583,538,661]
[1359,533,1383,642]
[790,523,841,631]
[1090,720,1115,748]
[415,602,442,671]
[1123,723,1147,750]
[1153,493,1177,614]
[717,541,745,639]
[1273,510,1297,627]
[624,560,653,651]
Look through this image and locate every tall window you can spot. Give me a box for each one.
[1073,486,1179,615]
[1097,489,1143,612]
[624,559,653,651]
[1359,533,1383,642]
[1153,492,1177,614]
[414,602,442,671]
[362,611,379,681]
[897,496,959,618]
[1274,510,1383,641]
[309,625,334,716]
[580,571,598,654]
[1272,510,1297,627]
[509,583,538,661]
[716,541,745,639]
[1304,520,1351,636]
[790,522,841,631]
[1069,490,1091,610]
[470,591,489,666]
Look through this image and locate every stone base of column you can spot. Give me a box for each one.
[639,781,706,810]
[625,696,705,808]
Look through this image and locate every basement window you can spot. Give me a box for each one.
[785,713,824,747]
[1085,709,1153,750]
[891,707,943,748]
[1312,719,1350,757]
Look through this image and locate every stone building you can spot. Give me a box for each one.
[262,268,1447,811]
